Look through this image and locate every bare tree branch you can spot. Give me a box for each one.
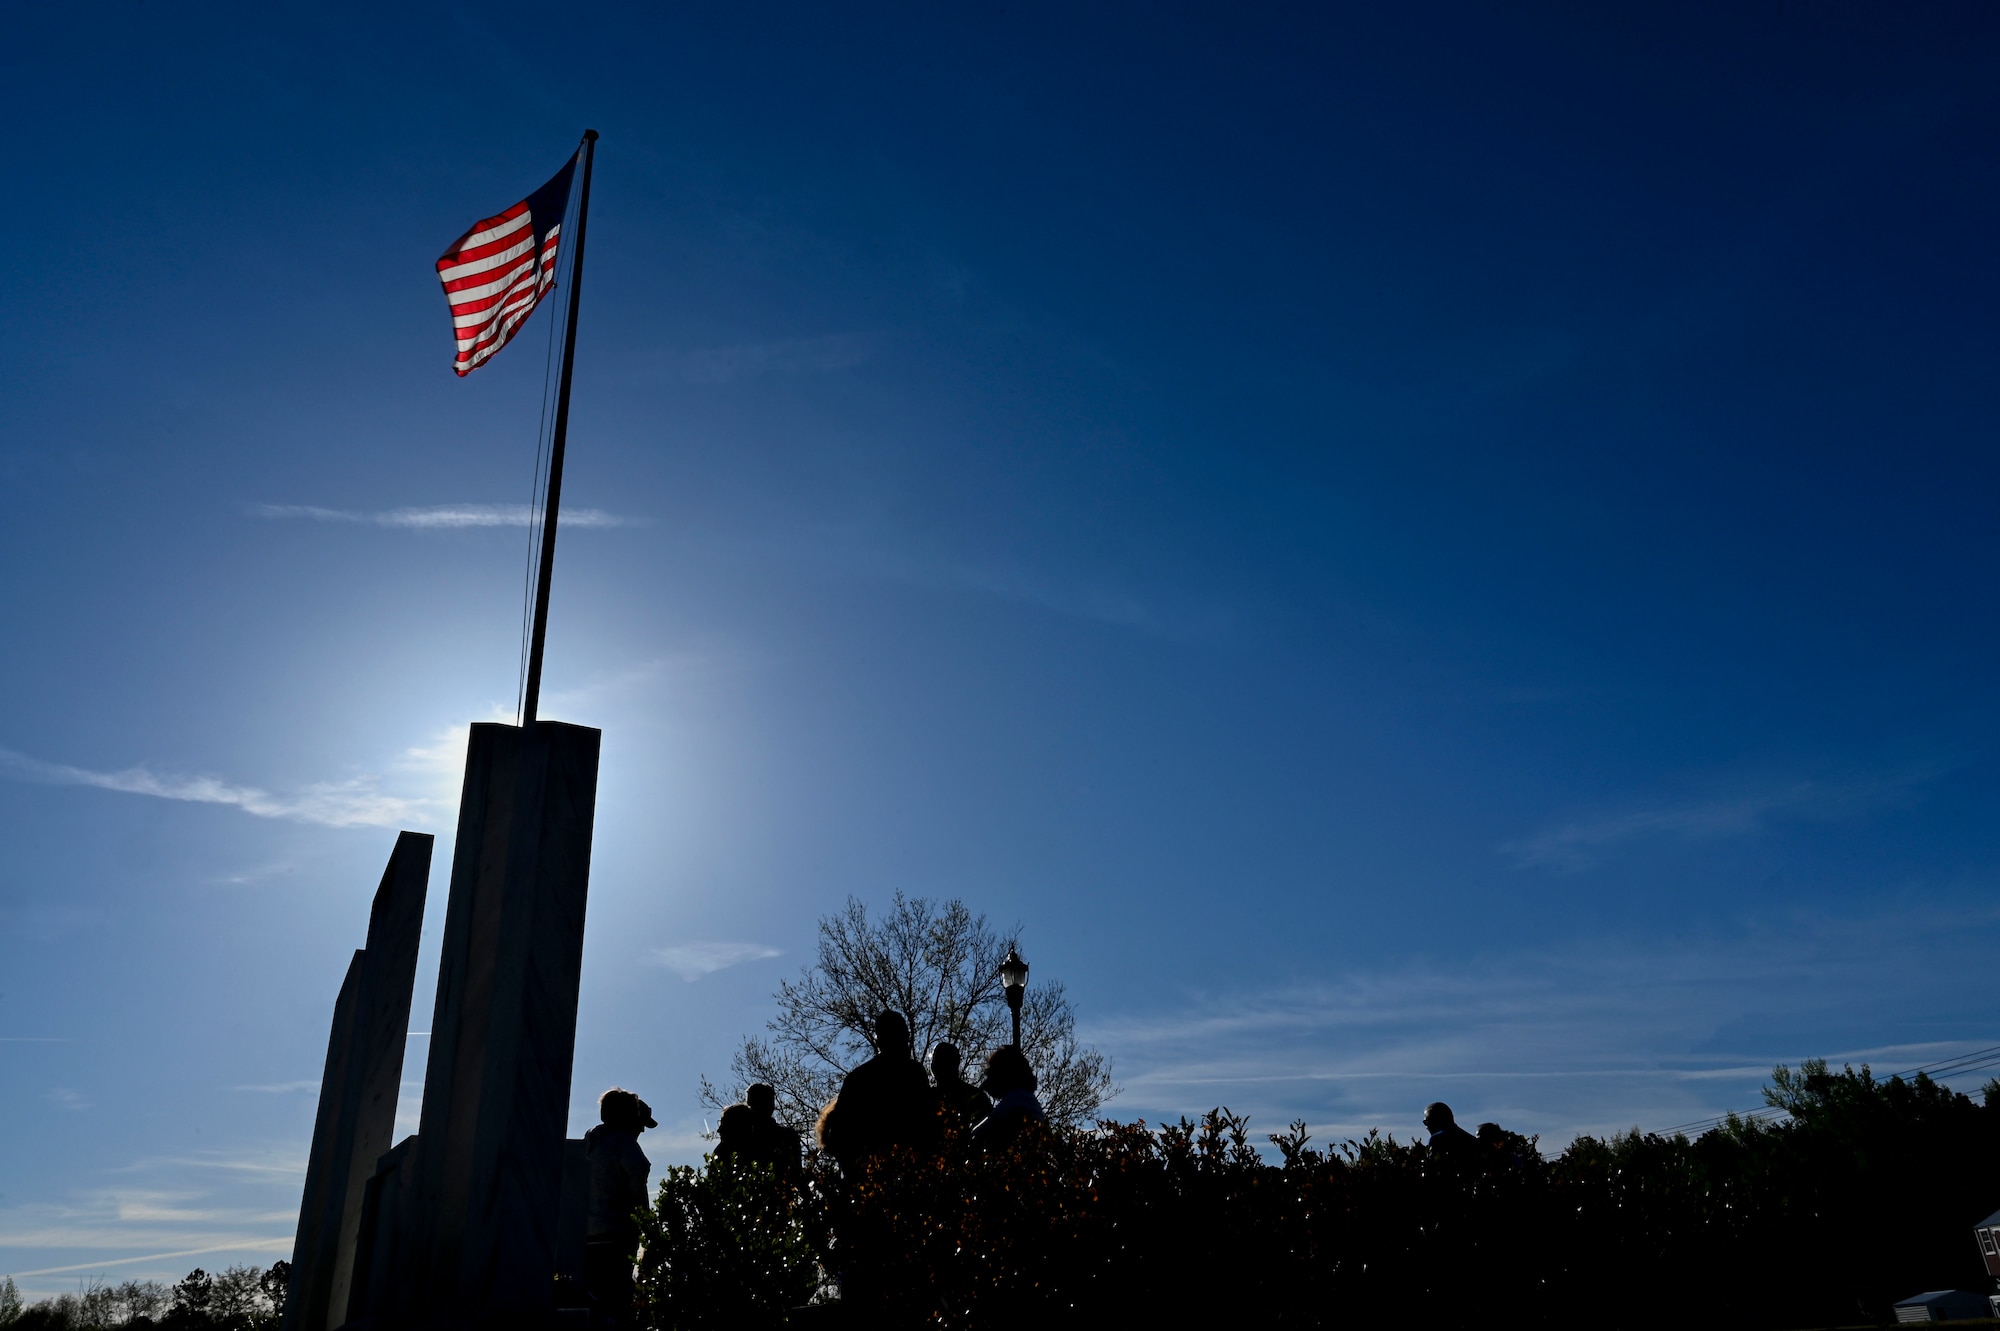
[702,892,1117,1131]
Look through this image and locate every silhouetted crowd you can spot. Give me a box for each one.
[583,1009,1049,1326]
[580,1026,1549,1329]
[812,1010,1047,1169]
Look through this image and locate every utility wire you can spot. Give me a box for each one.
[1657,1044,2000,1138]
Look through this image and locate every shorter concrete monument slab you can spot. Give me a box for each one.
[286,832,433,1331]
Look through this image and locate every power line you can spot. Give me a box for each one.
[1657,1044,2000,1138]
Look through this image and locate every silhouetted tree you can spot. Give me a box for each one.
[4,1264,285,1330]
[161,1270,213,1329]
[5,1278,171,1329]
[1553,1060,2000,1327]
[252,1266,285,1327]
[705,892,1114,1129]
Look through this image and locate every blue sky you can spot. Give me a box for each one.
[6,0,2000,1297]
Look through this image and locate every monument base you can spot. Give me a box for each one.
[339,1135,591,1331]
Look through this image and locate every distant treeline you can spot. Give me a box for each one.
[0,1263,286,1331]
[641,1061,2000,1329]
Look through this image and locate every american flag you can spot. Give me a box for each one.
[435,153,578,376]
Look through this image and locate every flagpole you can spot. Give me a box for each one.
[521,129,598,729]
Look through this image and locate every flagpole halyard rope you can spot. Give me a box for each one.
[515,149,585,725]
[520,129,598,729]
[515,263,564,726]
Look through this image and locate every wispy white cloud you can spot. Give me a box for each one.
[0,1148,304,1296]
[0,746,429,829]
[250,502,633,529]
[45,1089,89,1112]
[1091,906,2000,1149]
[745,527,1229,639]
[103,1193,247,1226]
[919,561,1166,633]
[543,657,699,713]
[392,705,518,816]
[0,1166,299,1297]
[106,1146,307,1184]
[9,1239,292,1280]
[675,332,876,384]
[1503,766,1940,871]
[230,1080,318,1095]
[211,861,296,887]
[649,942,782,981]
[15,669,711,845]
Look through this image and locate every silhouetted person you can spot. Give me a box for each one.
[972,1045,1047,1148]
[714,1102,758,1164]
[929,1041,990,1130]
[818,1016,934,1317]
[585,1087,655,1328]
[823,1010,933,1169]
[1477,1120,1529,1169]
[814,1097,841,1156]
[746,1082,802,1173]
[1423,1101,1478,1162]
[713,1086,801,1179]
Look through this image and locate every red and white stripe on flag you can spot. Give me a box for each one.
[435,152,578,377]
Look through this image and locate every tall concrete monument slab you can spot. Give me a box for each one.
[388,719,602,1325]
[286,831,433,1331]
[302,131,607,1330]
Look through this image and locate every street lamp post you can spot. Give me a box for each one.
[999,945,1029,1047]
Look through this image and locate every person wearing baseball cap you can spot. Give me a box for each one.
[584,1086,654,1325]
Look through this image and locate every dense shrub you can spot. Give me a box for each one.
[635,1157,820,1328]
[635,1063,2000,1329]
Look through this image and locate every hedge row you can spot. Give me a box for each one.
[636,1062,2000,1330]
